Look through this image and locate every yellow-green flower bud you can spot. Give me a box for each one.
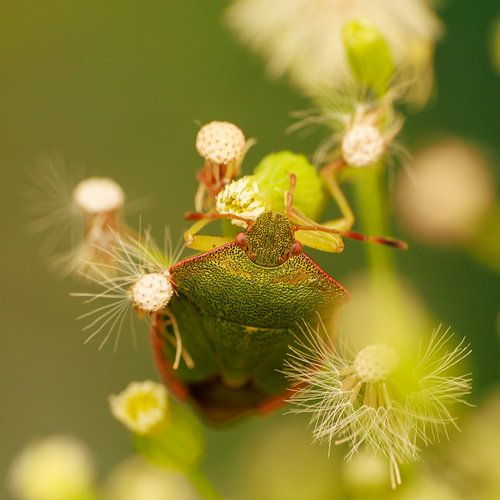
[342,19,394,97]
[253,151,325,220]
[109,380,169,436]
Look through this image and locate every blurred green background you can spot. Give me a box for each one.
[1,1,498,498]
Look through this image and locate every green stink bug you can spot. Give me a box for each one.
[151,211,348,423]
[151,186,405,423]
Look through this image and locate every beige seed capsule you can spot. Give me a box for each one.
[130,272,173,314]
[73,177,125,214]
[341,124,385,168]
[195,121,245,165]
[353,344,399,383]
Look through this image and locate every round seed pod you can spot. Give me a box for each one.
[341,124,385,168]
[73,177,125,214]
[195,121,245,165]
[130,272,173,314]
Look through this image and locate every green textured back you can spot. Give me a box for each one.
[165,244,348,393]
[172,244,346,328]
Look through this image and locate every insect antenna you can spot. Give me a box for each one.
[293,224,408,250]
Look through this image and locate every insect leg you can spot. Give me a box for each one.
[164,309,195,370]
[285,174,345,253]
[183,216,233,251]
[319,159,355,231]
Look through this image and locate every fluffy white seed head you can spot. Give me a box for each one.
[353,344,399,383]
[342,124,385,168]
[73,177,125,214]
[109,380,168,435]
[216,176,269,226]
[284,323,471,489]
[196,121,245,164]
[8,435,95,500]
[130,272,173,314]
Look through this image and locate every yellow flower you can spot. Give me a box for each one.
[109,380,169,436]
[7,435,95,500]
[284,323,471,488]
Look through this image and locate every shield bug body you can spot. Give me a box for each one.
[150,171,406,423]
[151,212,349,423]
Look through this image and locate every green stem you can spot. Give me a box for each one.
[186,467,221,500]
[352,164,408,341]
[353,165,394,277]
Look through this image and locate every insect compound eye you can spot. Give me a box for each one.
[235,232,247,249]
[289,241,302,257]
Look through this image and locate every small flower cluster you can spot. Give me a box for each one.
[216,175,270,225]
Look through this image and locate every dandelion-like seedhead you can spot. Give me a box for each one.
[291,96,405,168]
[216,176,270,225]
[109,380,169,435]
[27,157,136,278]
[196,121,246,165]
[72,228,180,351]
[284,322,472,488]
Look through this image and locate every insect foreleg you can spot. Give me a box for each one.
[184,216,233,251]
